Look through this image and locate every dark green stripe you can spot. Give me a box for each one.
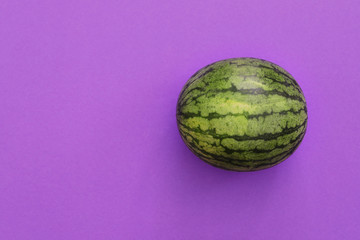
[183,65,213,89]
[264,76,303,94]
[227,62,302,90]
[228,62,293,81]
[178,106,306,121]
[177,117,307,142]
[181,59,303,103]
[206,132,305,170]
[180,78,304,108]
[232,85,304,102]
[178,86,203,105]
[178,73,216,105]
[241,74,302,95]
[251,133,305,168]
[180,84,305,109]
[192,67,215,81]
[179,63,304,107]
[180,132,233,163]
[180,125,305,155]
[182,130,305,170]
[203,160,251,171]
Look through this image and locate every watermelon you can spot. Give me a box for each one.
[176,58,307,171]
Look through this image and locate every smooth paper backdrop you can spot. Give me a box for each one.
[0,0,359,239]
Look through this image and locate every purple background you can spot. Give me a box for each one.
[0,0,359,239]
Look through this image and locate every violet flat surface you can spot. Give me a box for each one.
[0,0,359,239]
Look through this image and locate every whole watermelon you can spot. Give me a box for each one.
[176,58,307,171]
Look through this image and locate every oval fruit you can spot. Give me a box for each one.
[176,58,308,171]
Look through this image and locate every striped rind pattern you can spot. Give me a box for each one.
[176,58,308,171]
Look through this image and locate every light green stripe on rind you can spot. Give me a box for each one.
[220,126,305,151]
[180,130,305,171]
[179,122,306,160]
[179,110,307,138]
[180,71,304,104]
[202,132,306,172]
[181,129,306,171]
[180,91,305,118]
[179,59,305,106]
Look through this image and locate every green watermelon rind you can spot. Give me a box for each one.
[176,57,308,172]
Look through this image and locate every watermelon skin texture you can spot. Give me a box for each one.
[176,58,308,171]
